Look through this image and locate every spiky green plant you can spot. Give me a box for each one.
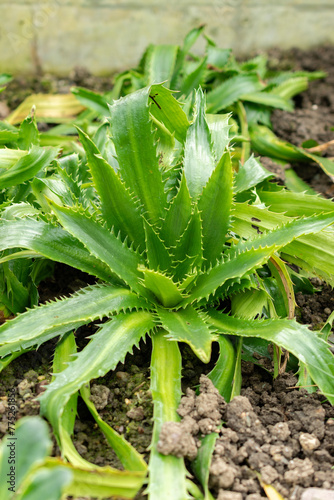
[1,84,334,499]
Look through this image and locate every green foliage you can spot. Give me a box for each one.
[0,29,334,500]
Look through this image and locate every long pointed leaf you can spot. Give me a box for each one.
[0,146,59,188]
[149,84,190,144]
[109,85,167,225]
[232,203,334,285]
[77,127,146,251]
[157,305,216,363]
[80,384,147,472]
[142,268,184,308]
[183,244,279,306]
[183,88,215,199]
[172,207,203,280]
[40,311,155,434]
[0,219,113,282]
[0,284,148,354]
[198,152,233,266]
[145,45,178,86]
[144,220,173,272]
[49,203,149,297]
[207,310,334,404]
[206,74,263,114]
[159,174,192,247]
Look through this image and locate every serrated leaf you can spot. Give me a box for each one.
[77,127,146,251]
[40,311,154,436]
[284,231,334,286]
[159,174,192,248]
[206,74,263,114]
[0,219,113,282]
[31,177,74,213]
[0,284,148,354]
[232,203,334,286]
[149,84,190,144]
[144,220,173,272]
[235,212,334,253]
[0,146,58,189]
[141,268,184,308]
[207,310,334,404]
[234,155,273,193]
[182,244,279,306]
[71,86,110,116]
[173,207,203,280]
[198,151,233,266]
[206,113,231,160]
[49,202,148,297]
[183,88,215,199]
[157,305,216,363]
[109,85,167,225]
[241,91,293,111]
[271,76,308,100]
[259,188,334,217]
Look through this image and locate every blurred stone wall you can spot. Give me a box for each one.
[1,0,334,75]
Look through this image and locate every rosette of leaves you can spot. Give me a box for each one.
[0,84,334,499]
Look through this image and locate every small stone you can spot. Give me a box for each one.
[324,308,332,316]
[301,488,334,500]
[0,401,7,414]
[126,407,145,421]
[299,433,320,452]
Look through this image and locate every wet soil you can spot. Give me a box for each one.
[0,47,334,499]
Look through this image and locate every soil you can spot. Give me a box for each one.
[0,46,334,500]
[158,374,334,500]
[266,46,334,198]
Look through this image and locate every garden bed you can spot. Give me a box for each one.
[0,45,334,500]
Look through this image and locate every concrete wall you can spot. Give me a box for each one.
[1,0,334,75]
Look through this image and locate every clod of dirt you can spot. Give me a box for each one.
[89,384,110,410]
[157,420,199,460]
[157,375,226,460]
[126,407,145,421]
